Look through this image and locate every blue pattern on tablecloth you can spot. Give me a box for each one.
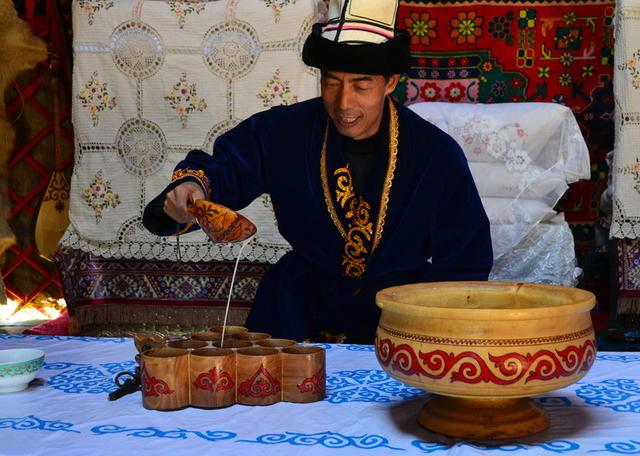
[411,440,580,453]
[535,396,573,407]
[325,369,425,403]
[238,431,404,450]
[0,416,80,434]
[599,440,640,454]
[597,354,640,363]
[575,379,640,413]
[47,360,135,394]
[90,425,236,442]
[0,334,127,343]
[44,362,93,370]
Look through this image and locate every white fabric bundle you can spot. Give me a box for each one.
[409,101,589,206]
[468,162,567,201]
[481,197,557,224]
[410,102,590,283]
[490,215,581,286]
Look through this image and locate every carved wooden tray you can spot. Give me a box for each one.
[134,329,326,410]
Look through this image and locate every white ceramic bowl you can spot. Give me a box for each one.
[0,349,45,393]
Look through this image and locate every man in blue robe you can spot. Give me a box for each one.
[144,0,492,343]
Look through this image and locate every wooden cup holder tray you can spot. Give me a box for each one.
[135,328,326,410]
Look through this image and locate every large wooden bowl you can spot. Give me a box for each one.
[375,281,596,440]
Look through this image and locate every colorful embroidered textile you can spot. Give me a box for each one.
[2,336,640,454]
[612,0,640,238]
[618,239,640,293]
[61,0,319,263]
[54,247,267,336]
[616,239,640,330]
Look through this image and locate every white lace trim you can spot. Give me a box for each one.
[611,197,640,238]
[611,221,640,238]
[59,224,291,263]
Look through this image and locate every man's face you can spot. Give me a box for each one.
[321,70,399,140]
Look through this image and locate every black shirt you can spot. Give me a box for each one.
[342,131,380,194]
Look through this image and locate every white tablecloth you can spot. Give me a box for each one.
[0,335,639,455]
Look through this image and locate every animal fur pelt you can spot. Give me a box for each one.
[0,0,48,302]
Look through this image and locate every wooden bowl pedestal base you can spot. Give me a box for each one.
[419,395,549,440]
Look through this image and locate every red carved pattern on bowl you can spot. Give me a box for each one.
[376,337,596,385]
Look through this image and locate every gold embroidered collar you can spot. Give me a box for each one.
[320,99,399,277]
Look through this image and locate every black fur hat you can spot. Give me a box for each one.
[302,0,410,75]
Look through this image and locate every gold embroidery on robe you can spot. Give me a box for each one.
[334,166,355,208]
[320,98,399,279]
[331,167,374,278]
[342,196,374,278]
[171,168,211,198]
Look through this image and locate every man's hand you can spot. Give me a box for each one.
[163,181,206,224]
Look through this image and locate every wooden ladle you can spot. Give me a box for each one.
[186,199,256,243]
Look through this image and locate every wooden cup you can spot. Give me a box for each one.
[209,325,248,337]
[167,339,208,350]
[281,346,326,403]
[141,348,189,411]
[236,332,271,343]
[133,333,165,353]
[189,348,236,409]
[256,338,297,349]
[191,332,223,345]
[213,339,252,350]
[236,347,282,406]
[165,334,190,344]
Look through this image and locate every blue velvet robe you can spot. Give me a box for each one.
[143,97,492,343]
